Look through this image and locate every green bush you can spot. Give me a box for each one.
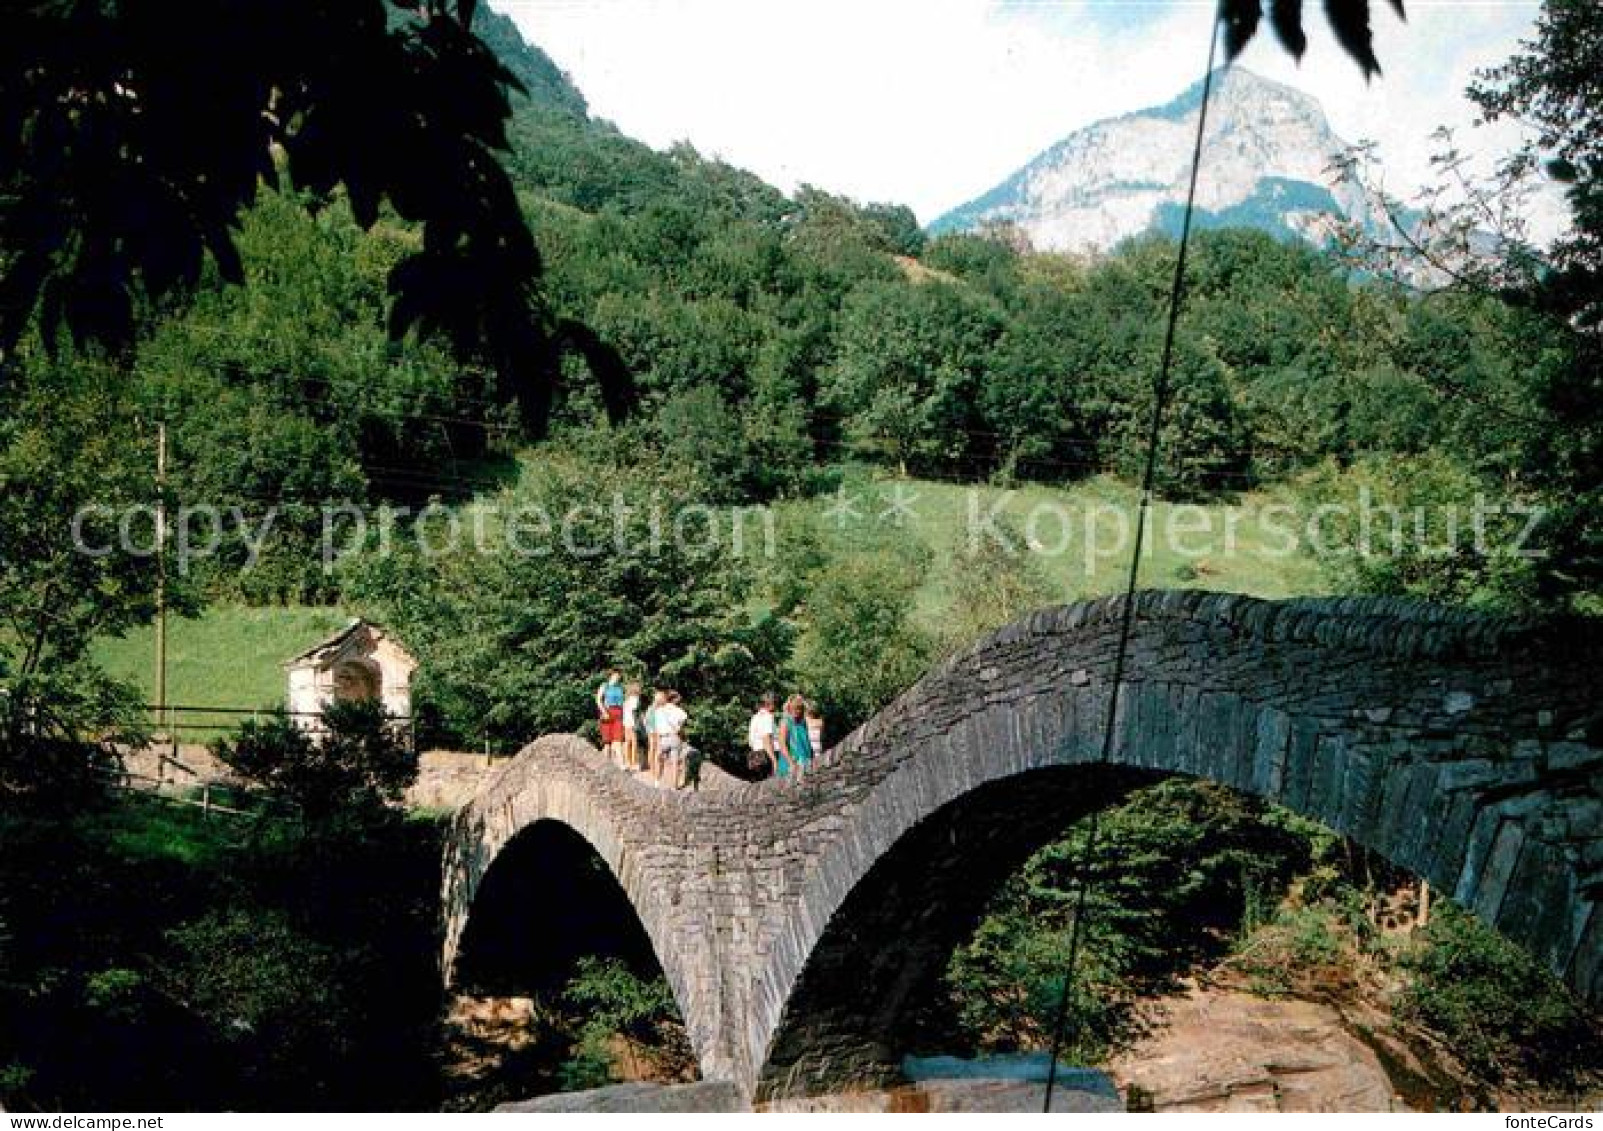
[211,698,417,822]
[0,802,445,1111]
[1400,902,1602,1088]
[1298,453,1543,610]
[789,544,935,737]
[1230,902,1352,998]
[165,909,348,1099]
[558,957,692,1090]
[940,513,1056,653]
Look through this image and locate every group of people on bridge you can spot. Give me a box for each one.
[595,672,688,788]
[593,671,825,789]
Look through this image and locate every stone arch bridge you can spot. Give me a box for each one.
[441,591,1602,1103]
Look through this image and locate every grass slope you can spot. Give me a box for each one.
[794,476,1326,630]
[92,605,350,732]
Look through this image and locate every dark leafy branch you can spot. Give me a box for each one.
[1219,0,1406,76]
[0,0,553,427]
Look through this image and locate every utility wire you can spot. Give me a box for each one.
[1041,9,1224,1112]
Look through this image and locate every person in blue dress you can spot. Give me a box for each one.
[776,694,814,779]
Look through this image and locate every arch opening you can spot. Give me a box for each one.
[449,819,696,1097]
[331,658,380,703]
[453,819,661,995]
[757,764,1161,1100]
[757,752,1602,1106]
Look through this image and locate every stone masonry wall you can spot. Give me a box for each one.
[441,590,1603,1103]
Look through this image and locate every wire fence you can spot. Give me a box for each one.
[110,700,465,820]
[97,764,294,823]
[140,702,417,742]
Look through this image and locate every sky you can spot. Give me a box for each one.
[492,0,1547,225]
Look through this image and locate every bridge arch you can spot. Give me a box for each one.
[443,592,1602,1103]
[755,761,1162,1097]
[450,818,673,1004]
[440,737,710,1063]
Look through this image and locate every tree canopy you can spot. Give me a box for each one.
[0,0,555,424]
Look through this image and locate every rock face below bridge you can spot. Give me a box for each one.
[444,591,1603,1104]
[763,1077,1122,1112]
[1109,990,1402,1111]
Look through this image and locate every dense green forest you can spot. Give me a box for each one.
[2,0,1599,1112]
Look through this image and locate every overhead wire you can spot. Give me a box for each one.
[1041,6,1224,1111]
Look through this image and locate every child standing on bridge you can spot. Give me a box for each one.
[654,690,689,789]
[623,681,643,771]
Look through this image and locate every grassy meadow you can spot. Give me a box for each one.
[787,473,1327,630]
[93,604,351,730]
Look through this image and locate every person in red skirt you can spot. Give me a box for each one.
[595,668,626,766]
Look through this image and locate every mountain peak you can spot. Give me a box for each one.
[930,67,1374,253]
[1153,65,1311,117]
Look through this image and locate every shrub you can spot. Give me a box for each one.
[790,548,935,737]
[1400,902,1602,1088]
[211,698,416,822]
[940,513,1056,653]
[1297,454,1543,610]
[558,957,693,1089]
[165,909,348,1102]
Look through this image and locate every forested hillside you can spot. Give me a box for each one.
[14,9,1580,611]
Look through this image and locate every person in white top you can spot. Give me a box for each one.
[653,690,689,788]
[622,682,643,772]
[644,689,667,781]
[805,704,825,758]
[747,693,779,778]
